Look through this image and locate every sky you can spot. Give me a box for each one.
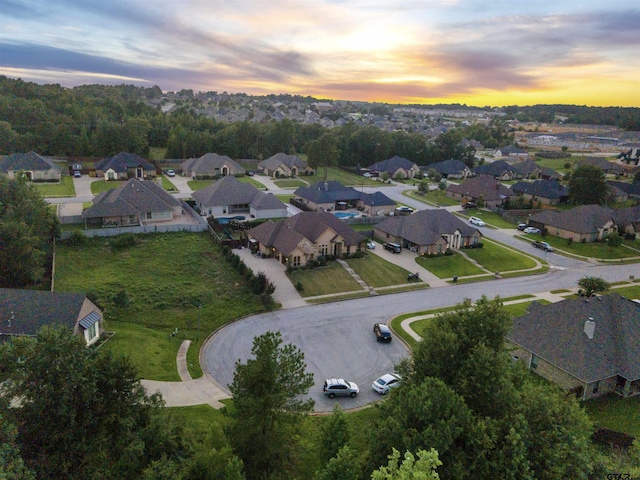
[1,0,639,107]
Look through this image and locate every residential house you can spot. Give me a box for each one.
[473,160,517,181]
[617,147,640,166]
[0,289,104,346]
[82,178,184,227]
[460,138,484,150]
[507,294,640,400]
[511,159,562,180]
[0,151,61,182]
[424,159,472,179]
[258,153,314,178]
[181,153,244,178]
[374,209,482,255]
[510,179,569,206]
[494,145,528,158]
[247,211,365,266]
[94,152,156,180]
[611,205,640,237]
[576,157,624,175]
[446,174,517,208]
[293,180,396,216]
[528,204,616,242]
[368,155,421,179]
[192,175,288,220]
[607,180,640,200]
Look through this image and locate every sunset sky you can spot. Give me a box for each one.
[1,0,639,107]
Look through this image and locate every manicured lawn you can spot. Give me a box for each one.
[532,156,573,171]
[406,189,460,206]
[160,176,178,192]
[33,176,76,197]
[465,240,538,272]
[287,262,363,296]
[276,194,293,203]
[416,252,485,278]
[584,394,640,437]
[187,179,214,191]
[455,210,517,229]
[273,178,309,189]
[321,167,383,187]
[54,231,265,380]
[344,253,416,287]
[610,284,640,298]
[238,176,266,189]
[91,179,124,194]
[520,234,640,260]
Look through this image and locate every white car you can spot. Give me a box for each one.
[362,172,373,178]
[372,373,401,395]
[523,227,541,234]
[366,240,376,249]
[166,169,176,177]
[469,216,485,227]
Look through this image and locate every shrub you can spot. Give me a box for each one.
[317,255,327,266]
[66,230,86,246]
[567,238,573,246]
[295,281,304,291]
[110,234,139,251]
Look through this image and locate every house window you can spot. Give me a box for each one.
[592,381,599,394]
[320,244,328,256]
[293,256,301,266]
[108,171,114,180]
[87,322,97,340]
[437,244,442,254]
[531,354,538,369]
[146,212,153,219]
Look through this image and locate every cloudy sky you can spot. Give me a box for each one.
[1,0,639,106]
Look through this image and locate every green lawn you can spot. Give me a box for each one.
[54,232,265,380]
[319,167,383,187]
[610,284,640,298]
[187,179,214,191]
[519,234,640,260]
[464,240,538,273]
[287,262,363,297]
[91,179,124,194]
[406,189,460,206]
[276,194,293,203]
[160,176,178,192]
[238,176,266,189]
[455,209,518,229]
[416,252,485,278]
[344,253,416,287]
[272,178,309,189]
[584,394,640,437]
[33,176,76,197]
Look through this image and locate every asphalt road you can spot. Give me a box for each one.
[202,262,639,413]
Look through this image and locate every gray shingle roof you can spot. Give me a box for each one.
[258,153,308,171]
[447,175,517,201]
[0,288,89,338]
[508,294,640,382]
[375,209,481,246]
[368,155,416,173]
[425,159,469,176]
[294,181,395,207]
[181,153,243,174]
[473,160,515,177]
[0,151,61,173]
[511,179,569,199]
[82,178,181,219]
[94,152,155,173]
[192,176,287,211]
[529,204,614,234]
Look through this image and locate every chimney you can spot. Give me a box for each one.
[584,318,595,339]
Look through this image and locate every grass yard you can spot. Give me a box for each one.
[320,167,382,187]
[287,262,363,297]
[272,178,309,189]
[416,252,485,278]
[160,176,178,192]
[238,176,266,189]
[465,240,538,273]
[187,179,214,191]
[610,284,640,298]
[519,234,640,260]
[584,394,640,437]
[33,176,76,197]
[276,194,293,203]
[54,231,265,380]
[344,252,416,287]
[455,210,517,229]
[91,179,124,194]
[406,189,460,207]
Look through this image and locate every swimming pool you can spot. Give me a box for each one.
[334,212,359,219]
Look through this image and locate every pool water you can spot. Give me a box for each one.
[334,212,359,219]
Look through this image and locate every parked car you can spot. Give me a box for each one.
[73,171,81,178]
[532,240,554,252]
[469,216,485,227]
[517,223,528,231]
[372,373,402,395]
[366,240,376,249]
[523,227,541,234]
[395,206,413,215]
[362,172,373,178]
[323,378,359,398]
[462,201,476,209]
[247,171,254,176]
[374,323,392,342]
[383,242,402,253]
[166,169,176,177]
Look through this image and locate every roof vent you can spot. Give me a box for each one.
[584,318,595,340]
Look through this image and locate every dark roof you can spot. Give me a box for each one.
[0,289,92,338]
[181,153,243,173]
[0,151,61,173]
[447,174,517,201]
[368,155,416,174]
[511,179,569,199]
[94,152,155,173]
[529,204,614,234]
[258,153,308,171]
[193,175,286,211]
[248,211,364,256]
[82,178,181,219]
[576,157,623,173]
[508,294,640,382]
[426,159,469,176]
[473,160,515,177]
[607,180,640,197]
[375,209,481,246]
[294,181,395,207]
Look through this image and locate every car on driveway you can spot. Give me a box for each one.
[523,227,541,234]
[374,323,392,342]
[366,240,376,249]
[362,172,373,178]
[372,373,401,395]
[532,240,554,252]
[395,206,414,215]
[166,169,176,177]
[323,378,359,398]
[517,223,528,231]
[469,216,485,227]
[73,170,81,178]
[383,242,402,253]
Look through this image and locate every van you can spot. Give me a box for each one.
[383,242,402,253]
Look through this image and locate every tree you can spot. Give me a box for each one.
[0,176,58,287]
[577,276,611,297]
[307,133,340,180]
[418,179,429,194]
[371,448,441,480]
[568,164,607,205]
[0,326,184,479]
[226,331,314,480]
[319,405,350,462]
[315,445,361,480]
[0,402,35,480]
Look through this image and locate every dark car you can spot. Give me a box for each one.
[462,201,476,209]
[383,242,402,253]
[374,323,392,342]
[532,240,554,252]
